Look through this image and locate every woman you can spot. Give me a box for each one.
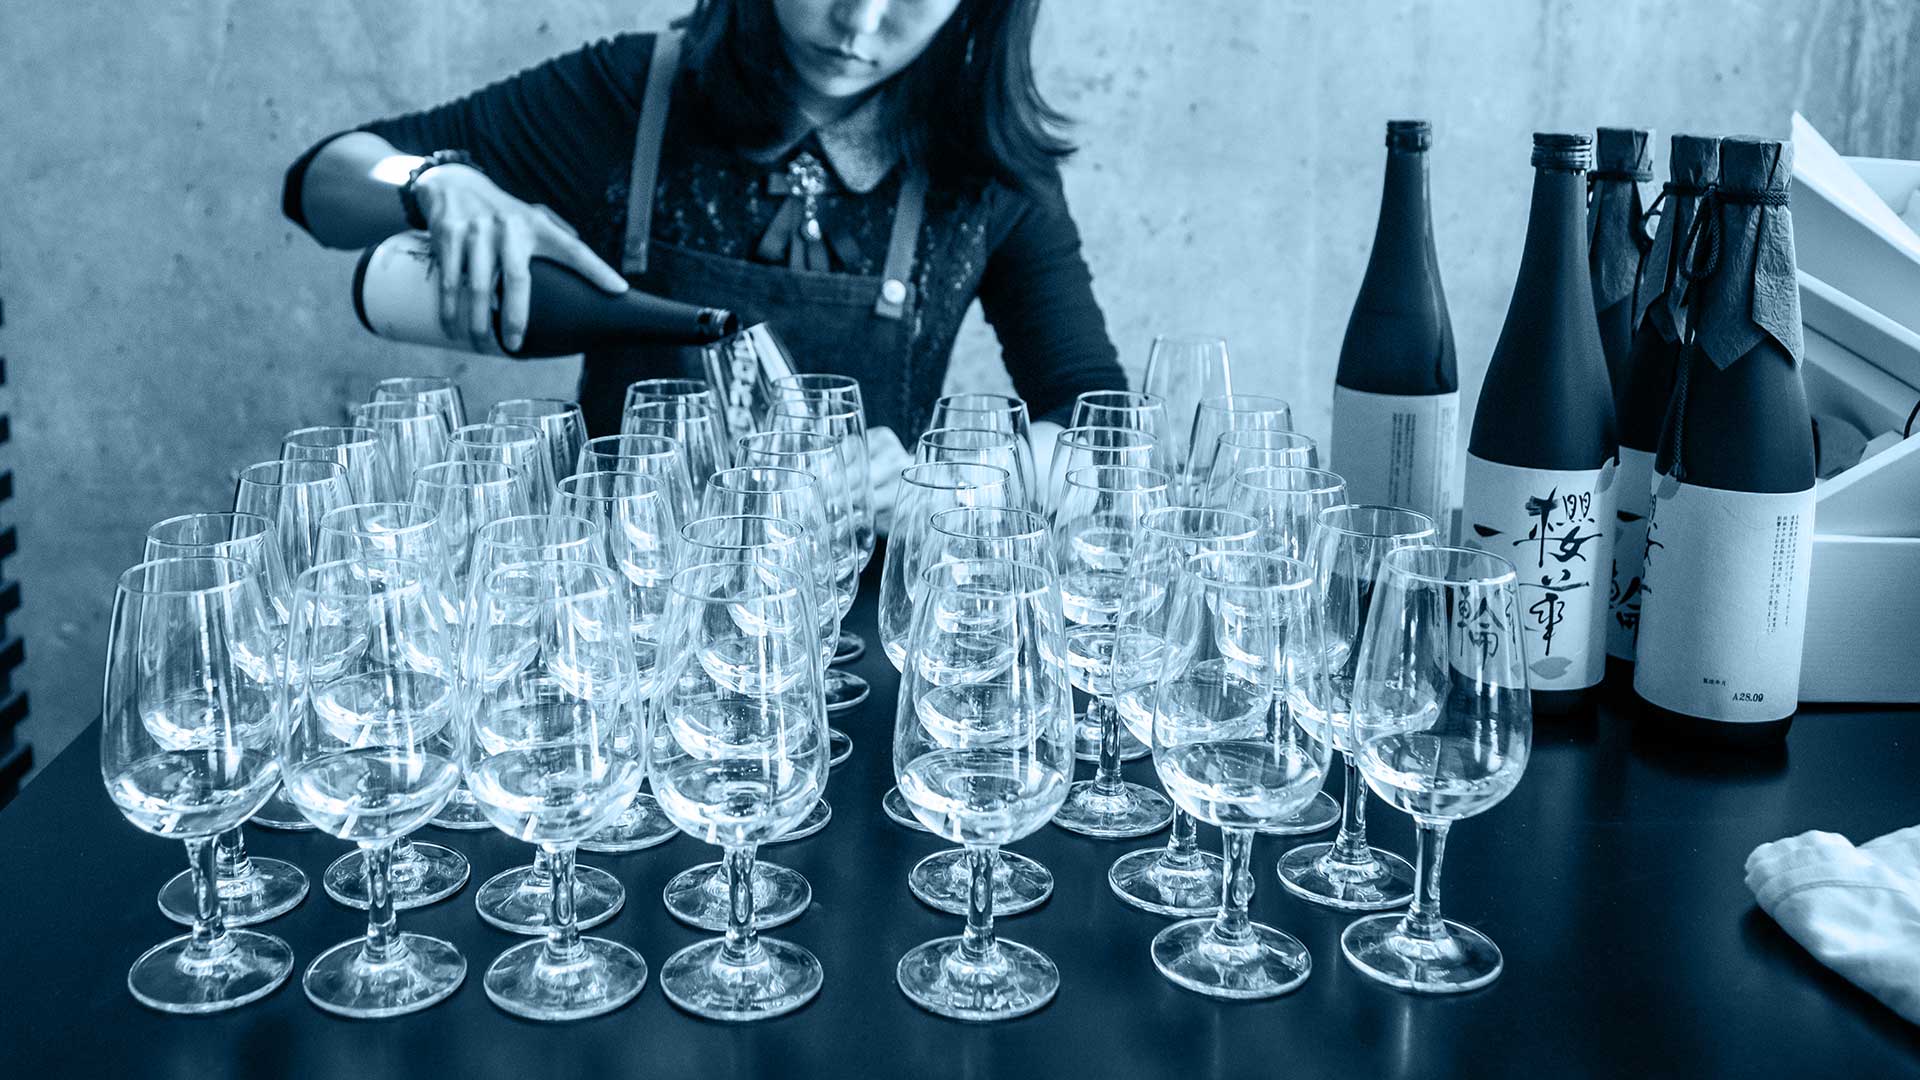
[283,0,1125,463]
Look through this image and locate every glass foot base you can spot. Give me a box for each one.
[661,936,822,1021]
[897,936,1058,1022]
[250,789,316,832]
[1052,780,1172,839]
[1108,846,1224,918]
[159,856,307,927]
[304,932,465,1018]
[768,799,831,844]
[476,863,624,935]
[1254,790,1342,836]
[828,728,853,768]
[128,929,293,1014]
[909,849,1051,917]
[429,788,495,831]
[324,843,468,911]
[834,632,867,665]
[1075,713,1150,762]
[581,792,680,853]
[1341,912,1503,993]
[485,936,647,1021]
[664,861,810,931]
[1275,841,1415,911]
[825,671,870,714]
[882,786,931,832]
[1151,918,1310,999]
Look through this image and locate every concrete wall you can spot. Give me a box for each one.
[3,0,1917,776]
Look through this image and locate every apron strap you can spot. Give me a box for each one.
[874,171,927,320]
[621,31,683,277]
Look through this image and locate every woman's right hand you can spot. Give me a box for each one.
[412,163,630,352]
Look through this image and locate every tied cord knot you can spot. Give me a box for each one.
[1678,184,1788,295]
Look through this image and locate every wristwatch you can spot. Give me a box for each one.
[399,150,476,230]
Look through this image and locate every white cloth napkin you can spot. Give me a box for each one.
[1746,824,1920,1023]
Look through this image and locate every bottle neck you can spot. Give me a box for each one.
[1519,168,1591,309]
[1369,149,1433,271]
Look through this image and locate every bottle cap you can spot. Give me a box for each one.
[1386,120,1431,152]
[1718,136,1793,197]
[1594,127,1653,180]
[1667,134,1721,190]
[1531,132,1592,172]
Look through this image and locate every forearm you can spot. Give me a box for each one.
[287,131,422,249]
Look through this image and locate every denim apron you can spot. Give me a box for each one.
[574,32,928,438]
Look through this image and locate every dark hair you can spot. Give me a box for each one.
[674,0,1073,194]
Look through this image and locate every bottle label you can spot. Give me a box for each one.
[1606,446,1657,661]
[1461,454,1616,691]
[1330,387,1459,523]
[358,232,479,351]
[1633,479,1814,723]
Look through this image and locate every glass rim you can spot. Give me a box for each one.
[283,425,378,449]
[1379,544,1520,588]
[1180,548,1314,593]
[1197,393,1291,414]
[115,555,258,597]
[488,397,580,419]
[738,429,836,456]
[707,464,819,494]
[929,504,1048,540]
[917,556,1056,599]
[1075,389,1166,409]
[680,513,809,552]
[147,510,272,545]
[669,558,810,603]
[1055,424,1158,449]
[1217,427,1316,449]
[451,421,541,446]
[236,458,347,487]
[554,470,665,502]
[1062,464,1172,492]
[765,397,863,421]
[918,425,1018,450]
[898,461,1011,491]
[475,513,600,548]
[1150,332,1228,349]
[297,555,435,598]
[372,375,455,394]
[624,397,717,421]
[409,459,520,488]
[319,501,439,537]
[582,433,681,457]
[1231,465,1346,496]
[935,391,1028,416]
[771,373,861,395]
[1316,503,1439,540]
[480,557,620,605]
[626,377,713,396]
[1142,505,1260,542]
[350,399,439,422]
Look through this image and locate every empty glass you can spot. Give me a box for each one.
[488,398,587,491]
[1070,391,1175,476]
[623,398,728,498]
[575,433,698,529]
[347,399,451,499]
[928,393,1037,510]
[1343,546,1532,993]
[282,426,388,502]
[1147,550,1333,998]
[917,427,1039,516]
[370,375,465,434]
[1043,425,1158,522]
[894,559,1073,1020]
[102,557,292,1013]
[653,561,829,1021]
[233,459,352,582]
[1186,394,1294,502]
[406,460,532,627]
[1277,505,1437,910]
[282,557,466,1017]
[767,401,877,708]
[464,560,650,1020]
[624,377,728,448]
[450,422,558,509]
[1201,429,1320,508]
[1107,506,1260,916]
[877,462,1013,676]
[1142,334,1233,482]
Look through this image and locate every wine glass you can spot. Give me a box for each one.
[406,460,532,627]
[1147,550,1333,998]
[450,422,558,509]
[140,514,307,926]
[281,557,467,1017]
[310,503,472,909]
[1343,545,1532,993]
[622,398,729,497]
[929,393,1037,505]
[1186,394,1294,502]
[652,560,829,1020]
[877,463,1012,675]
[1201,429,1320,508]
[371,375,465,434]
[282,426,388,502]
[233,459,353,582]
[576,433,698,529]
[916,427,1040,516]
[1276,505,1437,910]
[624,376,728,449]
[893,558,1073,1020]
[347,400,451,501]
[1050,465,1174,838]
[101,556,292,1013]
[463,559,650,1020]
[1043,425,1158,519]
[1142,334,1233,482]
[1070,391,1175,476]
[555,471,682,854]
[488,398,587,492]
[1106,506,1260,916]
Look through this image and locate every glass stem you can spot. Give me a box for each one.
[392,836,418,871]
[1092,697,1124,793]
[543,843,585,964]
[960,845,998,964]
[1329,752,1373,864]
[361,840,401,965]
[530,845,554,888]
[721,844,765,967]
[214,827,253,884]
[1403,820,1452,943]
[1210,828,1256,946]
[183,836,232,960]
[1162,808,1201,868]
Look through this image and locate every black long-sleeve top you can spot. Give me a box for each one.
[283,32,1125,433]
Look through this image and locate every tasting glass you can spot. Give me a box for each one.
[347,400,452,499]
[1106,506,1260,917]
[102,557,292,1013]
[652,561,830,1021]
[893,559,1073,1021]
[1185,394,1294,502]
[767,375,870,661]
[766,397,878,679]
[1147,550,1333,998]
[702,466,836,640]
[141,514,308,923]
[929,393,1037,502]
[1201,429,1320,508]
[877,463,1013,674]
[1276,505,1437,910]
[1233,466,1350,560]
[1142,334,1233,480]
[1043,425,1158,520]
[406,460,532,627]
[622,398,729,497]
[916,427,1039,516]
[555,471,682,854]
[233,459,352,582]
[311,503,471,909]
[451,421,558,509]
[1070,391,1175,476]
[624,377,728,448]
[488,398,587,491]
[282,426,388,502]
[1050,465,1174,838]
[576,433,698,528]
[1343,546,1532,993]
[281,557,466,1017]
[370,375,466,433]
[463,560,650,1020]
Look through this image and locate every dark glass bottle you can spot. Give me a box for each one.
[1587,126,1654,392]
[1634,137,1813,745]
[353,231,736,357]
[1607,134,1720,667]
[1331,119,1459,524]
[1461,133,1618,715]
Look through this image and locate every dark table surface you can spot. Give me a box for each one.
[5,561,1920,1080]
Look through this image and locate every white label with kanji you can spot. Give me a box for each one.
[1606,446,1657,661]
[1331,387,1459,525]
[1461,454,1615,691]
[1633,478,1814,723]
